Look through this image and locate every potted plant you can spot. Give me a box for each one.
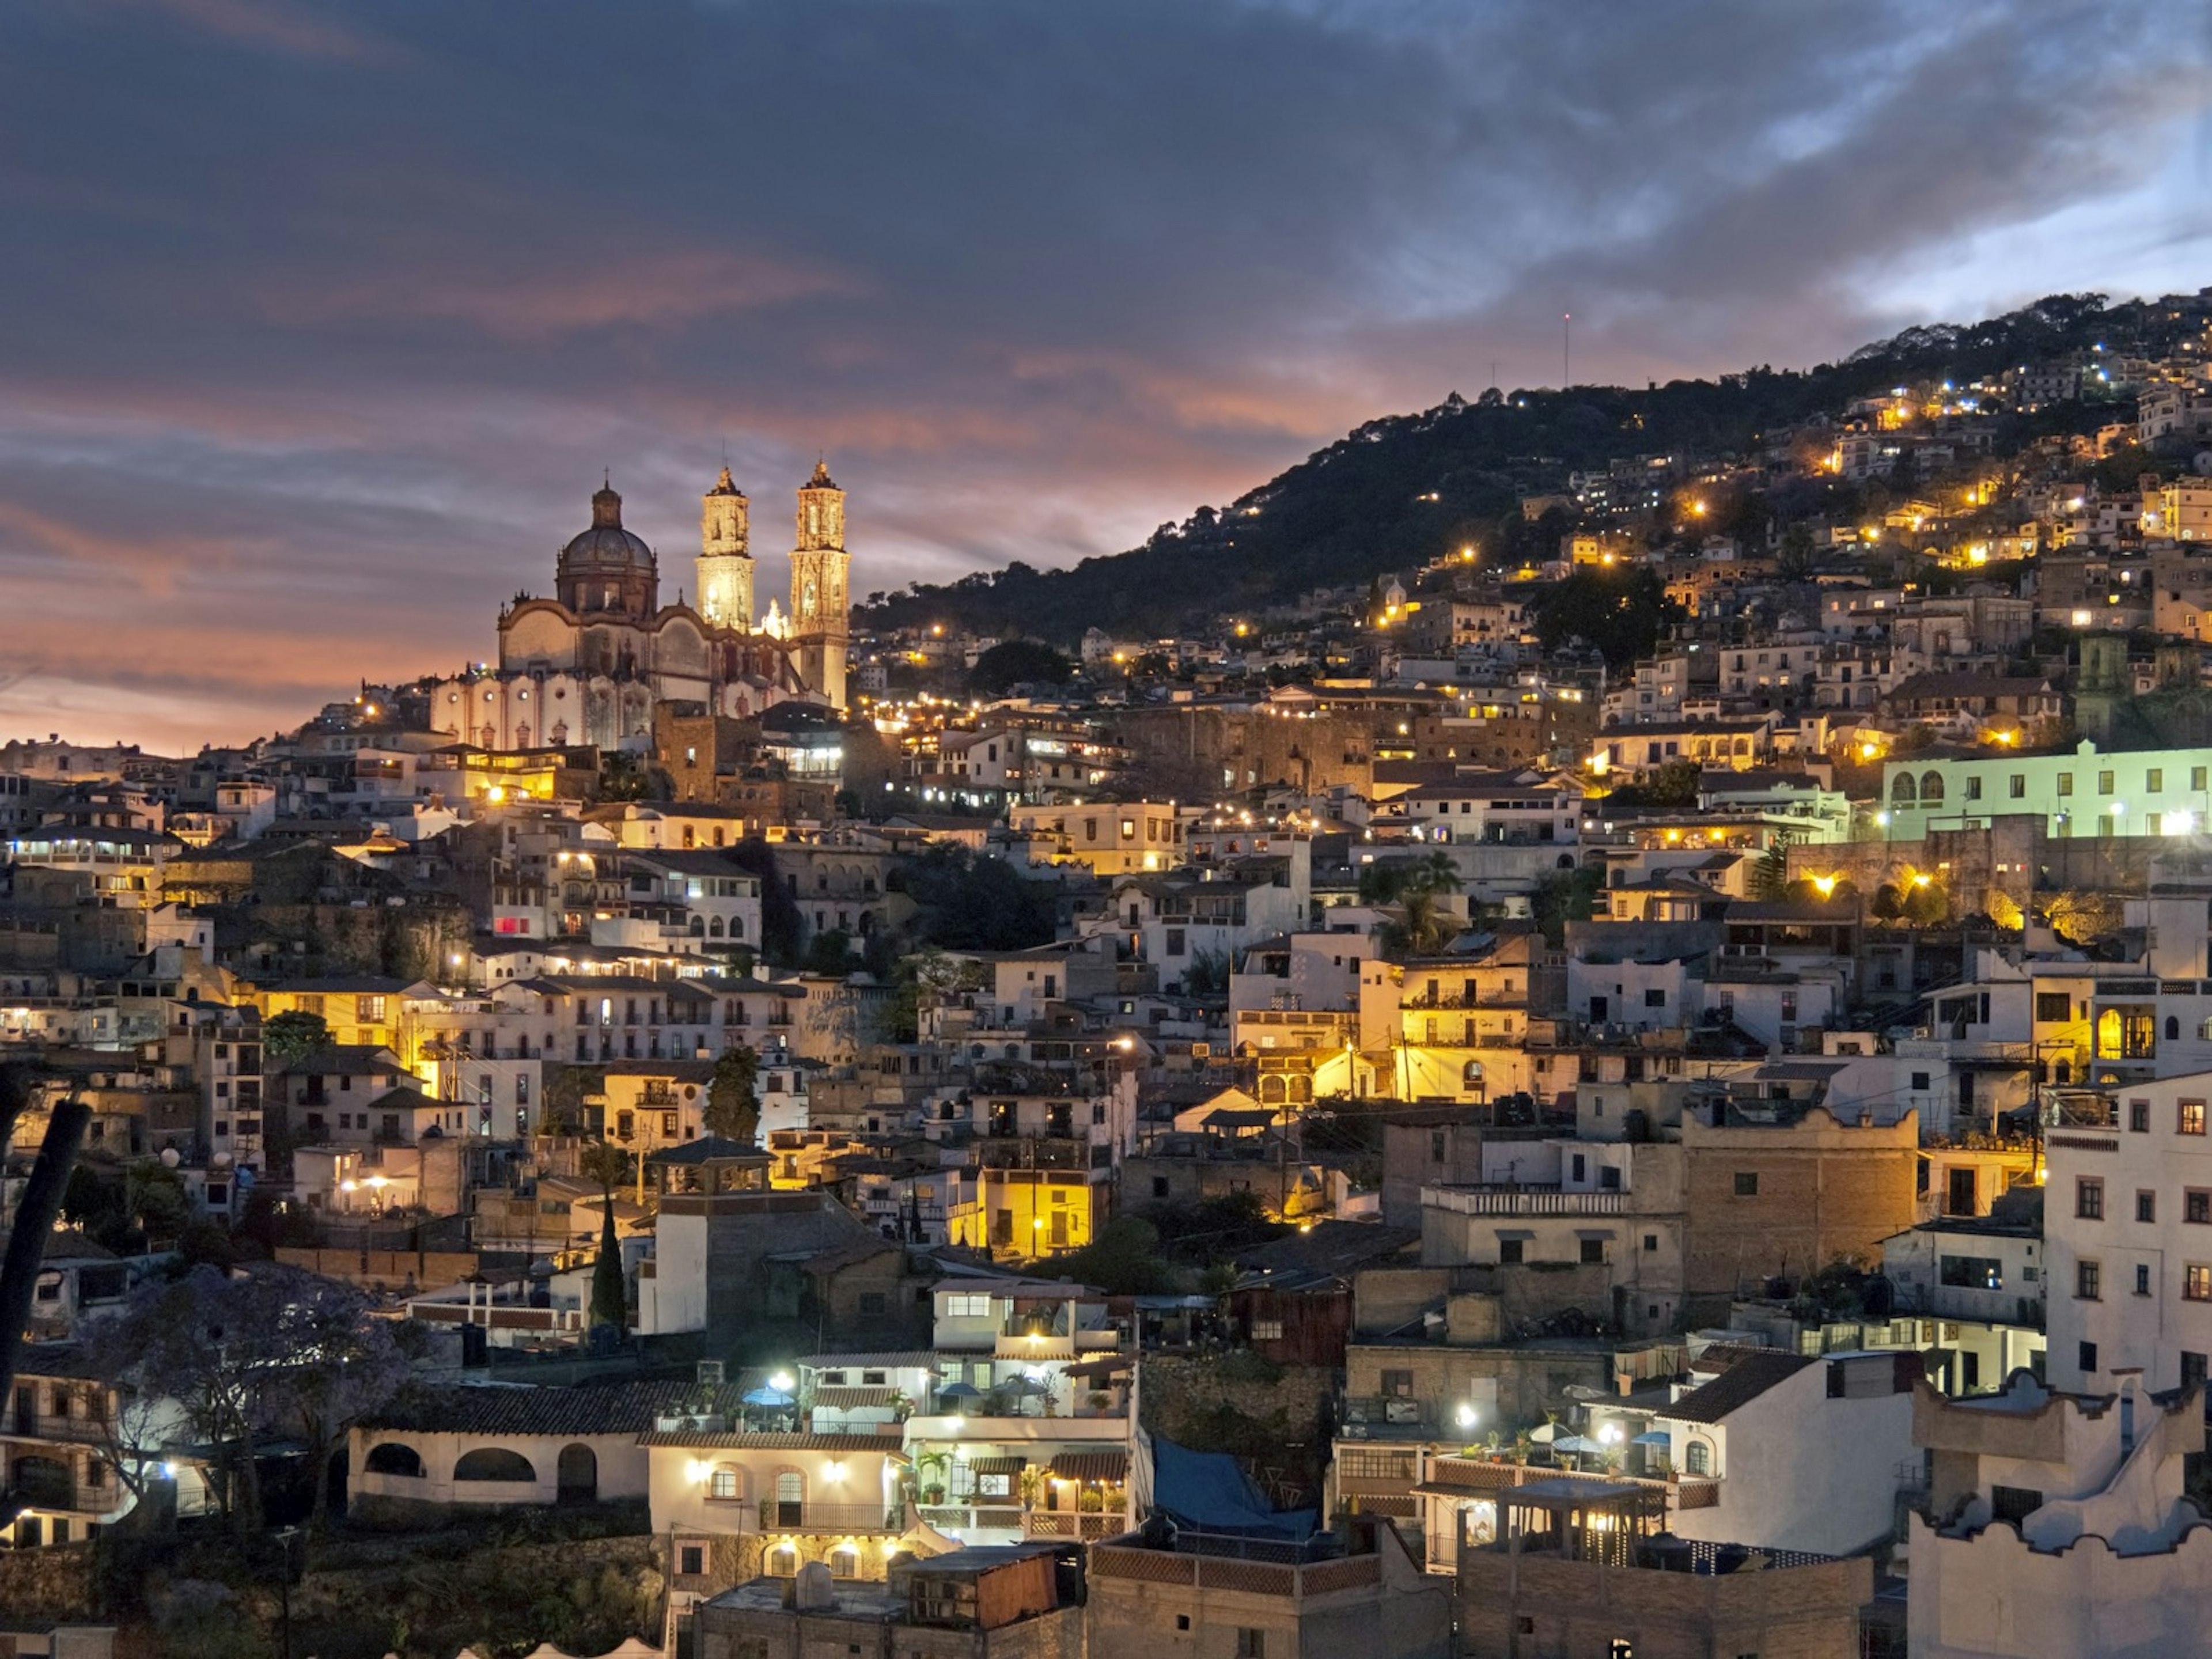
[1510,1431,1532,1466]
[1018,1465,1047,1512]
[915,1449,950,1508]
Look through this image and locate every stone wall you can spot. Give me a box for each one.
[0,1540,97,1619]
[1138,1354,1339,1509]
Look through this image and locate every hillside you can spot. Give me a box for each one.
[858,291,2153,644]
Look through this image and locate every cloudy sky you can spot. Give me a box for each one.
[4,0,2210,750]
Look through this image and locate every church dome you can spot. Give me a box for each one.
[560,481,655,573]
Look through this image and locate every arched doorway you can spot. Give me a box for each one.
[557,1443,598,1504]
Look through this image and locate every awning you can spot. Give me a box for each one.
[1051,1450,1128,1482]
[812,1387,900,1409]
[1066,1356,1132,1380]
[971,1455,1028,1476]
[1495,1228,1536,1240]
[1574,1228,1616,1239]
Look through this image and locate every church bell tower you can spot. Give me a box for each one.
[696,466,753,630]
[788,458,851,709]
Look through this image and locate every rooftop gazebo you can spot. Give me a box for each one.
[645,1136,773,1196]
[1482,1478,1666,1569]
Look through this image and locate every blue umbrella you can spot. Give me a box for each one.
[1632,1430,1671,1446]
[936,1381,983,1402]
[743,1386,795,1407]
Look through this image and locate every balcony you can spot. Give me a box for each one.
[754,1499,903,1533]
[978,1137,1093,1171]
[916,1503,1025,1534]
[1022,1508,1131,1541]
[1424,1185,1626,1216]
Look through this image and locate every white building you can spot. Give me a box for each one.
[1652,1348,1918,1557]
[1909,1372,2212,1658]
[2044,1069,2212,1394]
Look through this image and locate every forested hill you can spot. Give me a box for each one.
[857,292,2147,644]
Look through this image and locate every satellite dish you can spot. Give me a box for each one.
[213,1152,234,1168]
[159,1147,181,1168]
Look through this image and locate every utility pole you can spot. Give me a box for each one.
[1562,314,1571,390]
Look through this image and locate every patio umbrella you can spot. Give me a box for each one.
[1549,1434,1602,1455]
[935,1381,983,1402]
[742,1386,795,1407]
[1002,1376,1050,1395]
[1631,1430,1671,1446]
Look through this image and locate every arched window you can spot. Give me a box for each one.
[709,916,725,937]
[1919,771,1945,804]
[689,916,706,937]
[2168,1016,2182,1041]
[454,1448,537,1482]
[364,1442,423,1478]
[729,916,744,940]
[829,1547,860,1578]
[709,1463,744,1501]
[1258,1074,1287,1104]
[1891,774,1917,805]
[1684,1440,1711,1476]
[768,1545,797,1576]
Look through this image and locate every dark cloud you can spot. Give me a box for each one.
[0,0,2206,745]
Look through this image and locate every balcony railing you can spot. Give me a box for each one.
[1023,1508,1130,1541]
[1425,1185,1626,1216]
[755,1499,903,1533]
[917,1503,1025,1533]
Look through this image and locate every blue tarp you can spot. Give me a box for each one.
[1148,1435,1318,1539]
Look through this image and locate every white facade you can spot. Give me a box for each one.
[1910,1373,2212,1659]
[2045,1069,2212,1393]
[1656,1351,1916,1557]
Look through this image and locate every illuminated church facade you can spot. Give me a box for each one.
[430,462,853,751]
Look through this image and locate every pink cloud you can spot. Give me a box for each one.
[266,249,864,342]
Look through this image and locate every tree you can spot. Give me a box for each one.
[2045,889,2124,948]
[128,1161,192,1245]
[1377,850,1467,959]
[102,1267,294,1531]
[1044,1217,1173,1295]
[263,1271,407,1538]
[578,1141,631,1335]
[968,639,1074,698]
[1597,757,1701,810]
[539,1065,604,1137]
[1776,522,1817,581]
[61,1165,125,1247]
[888,948,978,1043]
[578,1139,630,1196]
[260,1010,329,1071]
[899,845,1056,950]
[803,927,854,974]
[728,839,805,965]
[1181,949,1232,996]
[589,1202,626,1334]
[704,1047,761,1145]
[1529,567,1684,668]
